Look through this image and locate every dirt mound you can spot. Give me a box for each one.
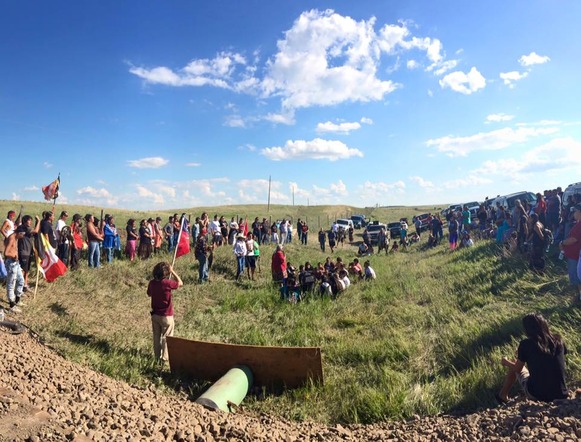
[1,330,581,441]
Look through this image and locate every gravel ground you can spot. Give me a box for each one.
[1,329,581,441]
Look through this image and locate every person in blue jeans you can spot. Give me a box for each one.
[103,215,117,263]
[233,234,247,281]
[195,234,209,283]
[4,230,25,312]
[85,214,103,268]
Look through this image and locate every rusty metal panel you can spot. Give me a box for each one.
[167,337,323,389]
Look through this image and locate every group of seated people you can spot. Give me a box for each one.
[279,256,376,303]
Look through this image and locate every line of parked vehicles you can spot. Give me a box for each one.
[332,182,581,246]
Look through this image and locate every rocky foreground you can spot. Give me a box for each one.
[1,330,581,441]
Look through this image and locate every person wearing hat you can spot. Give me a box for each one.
[233,233,247,281]
[559,204,581,299]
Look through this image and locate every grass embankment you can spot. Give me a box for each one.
[2,201,580,424]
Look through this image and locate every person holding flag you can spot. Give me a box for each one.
[174,214,190,260]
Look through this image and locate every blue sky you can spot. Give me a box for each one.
[2,1,580,210]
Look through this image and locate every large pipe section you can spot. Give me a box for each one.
[195,365,253,413]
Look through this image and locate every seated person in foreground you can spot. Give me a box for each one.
[497,313,568,403]
[358,242,370,256]
[348,258,364,279]
[364,261,376,280]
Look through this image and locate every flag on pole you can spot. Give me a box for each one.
[42,175,60,201]
[35,233,67,282]
[175,216,190,258]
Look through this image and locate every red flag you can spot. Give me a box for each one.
[37,233,67,282]
[175,217,190,258]
[42,175,60,201]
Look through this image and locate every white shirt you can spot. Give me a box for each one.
[56,219,69,244]
[365,266,376,280]
[210,220,220,235]
[342,276,351,288]
[233,240,247,257]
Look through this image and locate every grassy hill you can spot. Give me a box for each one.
[2,200,579,424]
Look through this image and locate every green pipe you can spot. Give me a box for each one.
[195,365,253,412]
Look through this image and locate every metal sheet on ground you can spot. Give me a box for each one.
[167,337,323,389]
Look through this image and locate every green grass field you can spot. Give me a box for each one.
[1,200,579,424]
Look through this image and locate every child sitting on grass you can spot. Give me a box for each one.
[147,262,183,364]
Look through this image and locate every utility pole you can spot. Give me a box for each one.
[292,184,295,206]
[267,175,271,213]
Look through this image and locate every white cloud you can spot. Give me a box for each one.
[12,192,20,201]
[316,121,362,134]
[129,52,252,91]
[23,185,39,192]
[486,113,515,123]
[238,144,256,152]
[357,180,406,203]
[261,138,364,161]
[407,59,420,70]
[439,67,486,94]
[127,157,169,169]
[262,112,296,125]
[237,179,289,203]
[441,175,493,190]
[499,70,528,88]
[519,52,550,66]
[409,176,434,188]
[330,180,347,193]
[129,10,459,115]
[43,161,53,169]
[224,115,246,128]
[473,137,581,178]
[360,117,373,125]
[77,186,112,198]
[76,186,118,206]
[185,162,201,167]
[426,125,560,157]
[431,59,459,76]
[136,185,165,205]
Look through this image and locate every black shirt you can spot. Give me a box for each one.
[16,225,34,257]
[40,219,57,248]
[517,338,568,401]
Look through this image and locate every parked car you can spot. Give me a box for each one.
[387,221,401,238]
[350,214,368,229]
[366,222,387,245]
[495,191,537,211]
[563,182,581,208]
[335,219,354,230]
[462,201,481,217]
[414,213,431,231]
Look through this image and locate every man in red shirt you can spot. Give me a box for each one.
[147,262,183,363]
[560,204,581,299]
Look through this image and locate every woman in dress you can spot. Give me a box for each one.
[125,219,138,261]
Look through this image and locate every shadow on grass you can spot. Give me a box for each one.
[49,302,68,317]
[55,330,112,353]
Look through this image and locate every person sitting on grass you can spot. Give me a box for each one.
[348,258,364,279]
[358,242,370,256]
[147,262,183,365]
[390,241,399,253]
[497,313,568,404]
[364,260,376,280]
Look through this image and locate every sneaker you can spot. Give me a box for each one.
[9,305,22,314]
[22,286,29,293]
[16,300,27,307]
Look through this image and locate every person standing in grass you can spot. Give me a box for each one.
[233,233,247,281]
[318,228,326,252]
[125,219,138,262]
[194,233,209,283]
[85,214,103,268]
[147,262,183,364]
[497,313,568,404]
[559,203,581,299]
